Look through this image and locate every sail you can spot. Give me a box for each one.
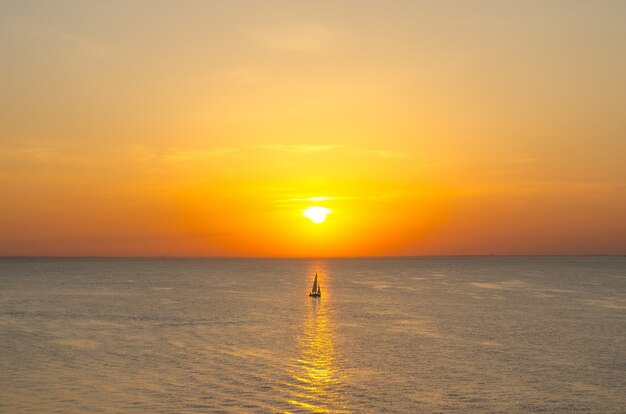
[317,284,321,295]
[311,273,318,293]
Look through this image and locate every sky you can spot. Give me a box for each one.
[1,0,625,257]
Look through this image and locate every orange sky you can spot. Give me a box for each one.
[1,1,625,256]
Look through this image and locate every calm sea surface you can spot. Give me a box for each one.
[0,257,625,413]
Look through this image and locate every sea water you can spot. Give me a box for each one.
[1,257,624,413]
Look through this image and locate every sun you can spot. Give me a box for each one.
[303,206,331,224]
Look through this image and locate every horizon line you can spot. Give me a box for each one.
[1,254,624,260]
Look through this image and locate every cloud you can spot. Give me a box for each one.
[250,24,333,53]
[251,144,341,153]
[0,143,63,169]
[162,144,340,164]
[45,30,107,59]
[163,147,240,163]
[363,150,407,159]
[271,196,343,204]
[10,22,108,59]
[157,144,413,174]
[502,157,539,164]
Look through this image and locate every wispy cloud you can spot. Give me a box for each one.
[163,147,240,163]
[362,150,407,159]
[159,144,413,167]
[251,144,342,153]
[222,66,256,84]
[467,180,626,197]
[11,22,108,59]
[163,144,340,163]
[250,24,333,53]
[45,30,107,59]
[0,142,63,169]
[502,157,539,164]
[272,196,337,204]
[5,15,109,59]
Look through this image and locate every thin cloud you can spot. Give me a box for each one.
[466,180,626,197]
[47,30,107,59]
[251,144,342,153]
[250,24,333,53]
[0,143,64,168]
[15,24,108,59]
[164,147,240,163]
[272,196,335,204]
[503,157,539,164]
[160,144,412,167]
[364,150,407,159]
[164,144,340,163]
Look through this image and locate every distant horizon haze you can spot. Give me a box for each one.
[1,254,624,260]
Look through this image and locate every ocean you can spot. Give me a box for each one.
[1,257,624,413]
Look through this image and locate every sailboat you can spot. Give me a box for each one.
[308,273,321,297]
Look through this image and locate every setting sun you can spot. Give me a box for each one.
[303,207,331,224]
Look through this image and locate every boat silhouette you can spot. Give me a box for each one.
[309,273,321,297]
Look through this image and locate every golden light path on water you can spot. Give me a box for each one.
[284,264,348,413]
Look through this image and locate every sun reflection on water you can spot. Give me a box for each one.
[285,265,347,413]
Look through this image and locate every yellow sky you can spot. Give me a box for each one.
[1,1,625,256]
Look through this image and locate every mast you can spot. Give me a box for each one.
[317,283,321,295]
